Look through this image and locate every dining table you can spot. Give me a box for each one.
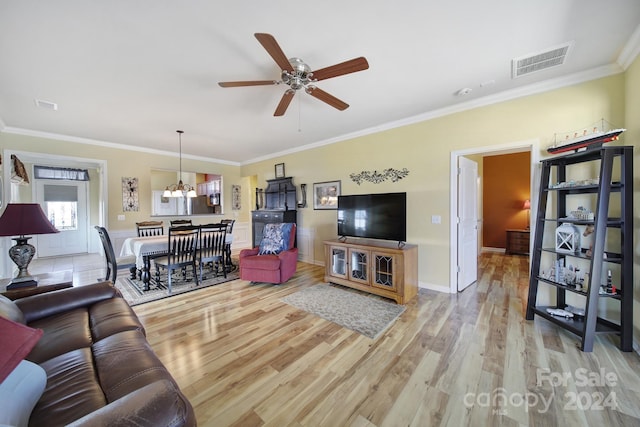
[120,235,169,291]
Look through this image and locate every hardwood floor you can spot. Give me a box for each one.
[31,252,640,426]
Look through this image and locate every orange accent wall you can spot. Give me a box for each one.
[483,152,530,249]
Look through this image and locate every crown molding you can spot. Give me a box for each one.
[618,23,640,70]
[244,63,624,165]
[0,127,240,166]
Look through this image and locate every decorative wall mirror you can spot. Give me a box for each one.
[150,169,223,216]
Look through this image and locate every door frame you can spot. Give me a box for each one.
[1,149,108,255]
[449,138,539,294]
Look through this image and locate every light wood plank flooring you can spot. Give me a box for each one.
[31,252,640,426]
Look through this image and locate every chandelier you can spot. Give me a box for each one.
[162,130,197,198]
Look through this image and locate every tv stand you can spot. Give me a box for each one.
[324,238,418,304]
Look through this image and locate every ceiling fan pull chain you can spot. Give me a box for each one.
[298,95,302,133]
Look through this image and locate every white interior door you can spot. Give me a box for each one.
[457,156,478,291]
[35,180,89,257]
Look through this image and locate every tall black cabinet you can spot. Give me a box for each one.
[525,145,633,352]
[252,177,298,247]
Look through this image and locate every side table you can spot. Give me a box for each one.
[0,270,73,300]
[505,229,530,255]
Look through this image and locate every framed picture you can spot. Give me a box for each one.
[313,180,341,210]
[275,163,285,178]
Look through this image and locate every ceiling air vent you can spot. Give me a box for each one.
[512,42,572,78]
[34,99,58,110]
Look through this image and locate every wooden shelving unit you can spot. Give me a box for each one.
[525,145,633,352]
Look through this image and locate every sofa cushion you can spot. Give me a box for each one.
[0,316,43,382]
[0,360,47,427]
[89,297,145,341]
[93,329,178,402]
[259,222,294,255]
[31,347,108,426]
[26,308,91,364]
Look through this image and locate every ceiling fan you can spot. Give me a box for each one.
[218,33,369,116]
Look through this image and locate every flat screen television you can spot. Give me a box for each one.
[337,192,407,242]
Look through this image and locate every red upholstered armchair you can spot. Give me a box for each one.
[239,223,297,284]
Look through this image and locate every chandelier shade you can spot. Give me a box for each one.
[163,130,197,198]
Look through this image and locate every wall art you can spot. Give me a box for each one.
[122,177,139,211]
[350,168,409,185]
[313,180,341,210]
[232,184,241,210]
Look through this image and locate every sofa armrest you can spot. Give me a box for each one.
[239,247,260,258]
[16,282,121,324]
[66,380,196,427]
[277,247,299,262]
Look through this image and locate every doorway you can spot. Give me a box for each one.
[35,180,89,257]
[1,149,107,261]
[449,139,538,294]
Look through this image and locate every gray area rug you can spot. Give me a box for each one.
[115,267,239,306]
[281,284,406,339]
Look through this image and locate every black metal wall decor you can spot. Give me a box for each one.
[349,168,409,185]
[122,177,139,211]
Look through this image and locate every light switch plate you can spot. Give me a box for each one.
[431,215,441,224]
[117,214,125,221]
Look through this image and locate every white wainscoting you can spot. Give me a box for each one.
[231,221,251,251]
[296,226,313,264]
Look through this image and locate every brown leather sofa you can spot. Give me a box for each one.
[0,281,196,426]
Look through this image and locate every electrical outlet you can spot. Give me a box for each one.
[117,215,125,221]
[431,215,441,224]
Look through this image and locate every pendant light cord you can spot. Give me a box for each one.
[177,130,184,182]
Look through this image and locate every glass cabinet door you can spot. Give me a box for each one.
[372,252,397,291]
[348,249,369,285]
[330,247,347,277]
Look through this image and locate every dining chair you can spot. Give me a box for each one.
[197,223,227,281]
[220,219,236,270]
[94,226,136,283]
[136,221,164,237]
[170,219,193,227]
[154,225,199,294]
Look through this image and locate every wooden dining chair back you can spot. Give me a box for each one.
[220,219,236,270]
[154,225,199,294]
[220,219,235,234]
[94,226,136,283]
[136,221,164,237]
[170,219,193,227]
[198,223,227,281]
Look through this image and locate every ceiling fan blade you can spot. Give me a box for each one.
[305,86,349,111]
[254,33,294,73]
[218,80,277,88]
[311,57,369,81]
[274,89,295,116]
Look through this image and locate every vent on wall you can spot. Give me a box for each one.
[512,42,572,78]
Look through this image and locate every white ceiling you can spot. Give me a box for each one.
[1,1,639,165]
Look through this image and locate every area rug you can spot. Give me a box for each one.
[281,284,406,339]
[115,268,239,306]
